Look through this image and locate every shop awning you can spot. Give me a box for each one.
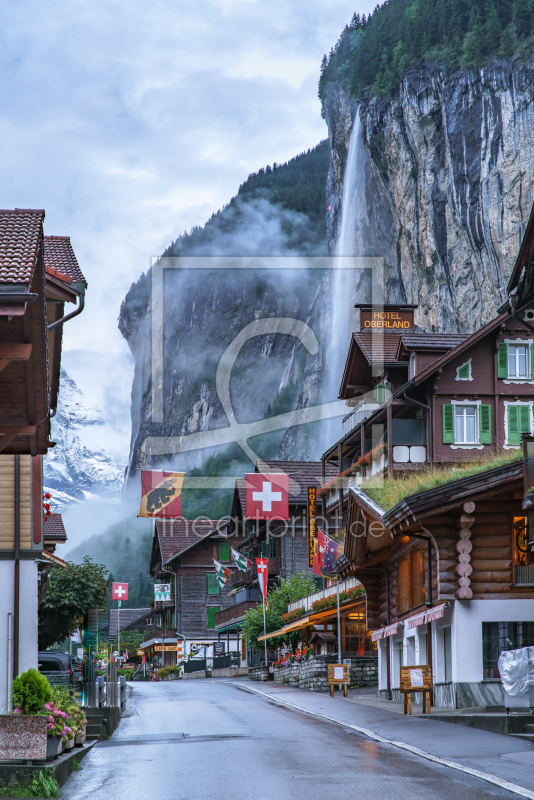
[371,623,398,642]
[407,610,427,630]
[424,603,446,623]
[257,600,366,642]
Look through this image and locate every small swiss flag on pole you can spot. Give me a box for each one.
[112,583,128,601]
[256,558,269,609]
[246,473,289,520]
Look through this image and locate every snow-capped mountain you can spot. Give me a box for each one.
[44,370,126,509]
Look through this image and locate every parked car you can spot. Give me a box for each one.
[71,656,83,684]
[38,651,73,686]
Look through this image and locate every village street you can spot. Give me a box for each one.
[62,681,534,800]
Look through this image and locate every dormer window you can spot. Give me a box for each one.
[409,352,416,379]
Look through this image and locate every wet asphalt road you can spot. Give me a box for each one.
[62,681,522,800]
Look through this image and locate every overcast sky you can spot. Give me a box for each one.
[0,0,376,462]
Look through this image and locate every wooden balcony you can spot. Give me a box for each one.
[232,557,281,586]
[214,600,259,629]
[143,627,176,643]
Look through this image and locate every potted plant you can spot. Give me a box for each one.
[74,709,87,746]
[2,669,52,761]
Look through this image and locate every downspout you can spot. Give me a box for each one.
[357,566,391,700]
[47,284,85,332]
[13,455,20,680]
[402,389,432,462]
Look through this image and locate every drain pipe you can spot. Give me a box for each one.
[357,566,391,700]
[402,389,432,462]
[13,455,20,680]
[47,283,85,332]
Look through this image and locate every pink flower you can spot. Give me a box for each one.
[13,708,20,714]
[64,726,71,734]
[61,711,68,719]
[53,709,61,716]
[47,723,55,730]
[48,715,54,722]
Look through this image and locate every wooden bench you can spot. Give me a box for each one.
[400,665,432,714]
[327,663,350,697]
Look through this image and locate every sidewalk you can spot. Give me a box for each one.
[230,680,534,796]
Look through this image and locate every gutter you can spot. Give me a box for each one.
[47,282,86,332]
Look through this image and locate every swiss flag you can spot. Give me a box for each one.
[246,473,289,520]
[112,582,128,601]
[256,558,269,608]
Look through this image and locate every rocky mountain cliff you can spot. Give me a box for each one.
[323,58,534,332]
[44,370,125,509]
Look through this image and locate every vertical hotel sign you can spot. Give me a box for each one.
[308,486,317,567]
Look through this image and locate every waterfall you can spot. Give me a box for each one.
[321,109,378,448]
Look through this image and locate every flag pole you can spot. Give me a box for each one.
[336,576,341,663]
[118,600,121,664]
[263,598,268,667]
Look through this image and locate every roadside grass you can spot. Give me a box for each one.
[0,768,60,799]
[362,450,521,511]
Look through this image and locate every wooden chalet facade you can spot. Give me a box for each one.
[0,210,87,710]
[147,519,240,664]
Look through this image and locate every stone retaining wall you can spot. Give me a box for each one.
[248,667,270,681]
[274,655,378,693]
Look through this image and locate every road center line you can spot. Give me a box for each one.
[229,683,534,800]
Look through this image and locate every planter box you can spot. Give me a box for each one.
[75,728,86,747]
[46,736,62,762]
[64,738,75,751]
[0,715,47,761]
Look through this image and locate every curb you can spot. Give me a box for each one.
[229,682,534,800]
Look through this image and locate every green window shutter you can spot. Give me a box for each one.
[508,406,520,445]
[497,344,508,378]
[479,405,491,444]
[260,541,268,558]
[442,404,455,444]
[374,383,385,404]
[207,574,220,595]
[520,404,531,434]
[219,542,230,562]
[458,362,470,379]
[207,607,220,629]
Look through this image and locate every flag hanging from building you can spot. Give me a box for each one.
[231,547,251,571]
[154,583,171,601]
[256,557,269,609]
[213,559,232,588]
[312,529,343,579]
[245,473,289,520]
[139,471,185,518]
[112,582,128,601]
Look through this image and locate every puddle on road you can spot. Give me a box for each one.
[99,733,252,747]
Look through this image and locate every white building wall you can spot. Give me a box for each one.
[0,559,39,712]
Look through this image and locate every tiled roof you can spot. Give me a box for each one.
[109,608,150,639]
[44,236,87,285]
[354,333,407,366]
[399,333,469,350]
[0,209,44,284]
[255,460,338,505]
[155,519,225,563]
[43,513,67,541]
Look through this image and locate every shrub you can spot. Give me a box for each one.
[11,669,52,715]
[31,768,60,799]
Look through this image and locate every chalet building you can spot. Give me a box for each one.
[147,518,239,664]
[109,607,151,640]
[217,461,337,653]
[0,210,87,711]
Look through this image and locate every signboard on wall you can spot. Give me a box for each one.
[308,486,317,567]
[214,642,225,655]
[359,306,414,331]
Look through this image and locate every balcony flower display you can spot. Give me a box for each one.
[317,442,387,498]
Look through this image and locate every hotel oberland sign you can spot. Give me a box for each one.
[360,306,415,330]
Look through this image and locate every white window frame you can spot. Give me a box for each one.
[449,399,483,450]
[455,358,472,382]
[504,338,534,385]
[503,399,534,449]
[409,352,416,380]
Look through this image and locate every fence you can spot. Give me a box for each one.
[247,650,278,668]
[183,659,206,673]
[213,653,240,670]
[80,661,125,709]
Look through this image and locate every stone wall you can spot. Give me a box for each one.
[273,655,378,693]
[248,667,270,681]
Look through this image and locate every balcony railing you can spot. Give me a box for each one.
[232,557,281,586]
[143,626,176,643]
[287,576,361,613]
[342,403,378,437]
[214,600,260,628]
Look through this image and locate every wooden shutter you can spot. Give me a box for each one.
[508,406,520,445]
[497,344,508,378]
[207,574,220,595]
[479,404,492,444]
[520,405,531,434]
[207,607,220,629]
[442,404,455,443]
[260,541,268,557]
[219,542,230,562]
[458,362,470,379]
[374,383,385,404]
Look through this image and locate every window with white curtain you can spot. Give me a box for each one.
[454,405,477,443]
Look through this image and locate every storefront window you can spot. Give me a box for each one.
[482,622,534,679]
[398,547,427,614]
[514,517,534,584]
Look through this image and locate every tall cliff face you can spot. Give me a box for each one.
[323,59,534,332]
